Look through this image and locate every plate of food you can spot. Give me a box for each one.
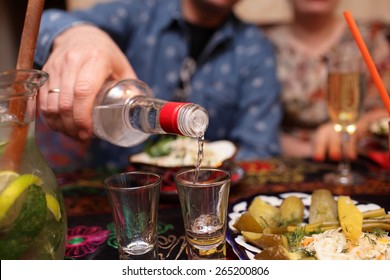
[129,136,243,195]
[227,190,390,260]
[359,117,389,168]
[369,117,390,137]
[130,136,237,168]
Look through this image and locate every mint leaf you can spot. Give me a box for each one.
[0,184,46,259]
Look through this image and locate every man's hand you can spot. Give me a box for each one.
[39,25,137,142]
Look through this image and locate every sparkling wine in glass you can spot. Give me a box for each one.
[324,53,365,186]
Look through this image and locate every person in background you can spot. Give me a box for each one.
[265,0,389,161]
[34,0,281,169]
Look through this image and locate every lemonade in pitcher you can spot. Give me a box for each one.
[0,70,66,259]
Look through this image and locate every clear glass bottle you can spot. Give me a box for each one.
[0,69,66,259]
[93,79,209,147]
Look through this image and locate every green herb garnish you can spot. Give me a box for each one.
[144,135,176,157]
[299,248,316,257]
[285,227,306,252]
[0,184,47,259]
[372,227,386,238]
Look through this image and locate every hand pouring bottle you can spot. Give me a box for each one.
[93,79,209,147]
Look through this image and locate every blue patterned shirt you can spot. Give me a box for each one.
[35,0,281,169]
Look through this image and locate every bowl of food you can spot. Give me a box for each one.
[129,136,243,196]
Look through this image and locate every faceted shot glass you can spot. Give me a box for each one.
[174,168,231,260]
[104,171,162,260]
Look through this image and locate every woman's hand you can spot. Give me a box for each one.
[312,122,354,161]
[39,24,137,142]
[312,109,388,161]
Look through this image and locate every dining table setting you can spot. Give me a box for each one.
[58,11,390,261]
[57,134,390,260]
[1,0,390,264]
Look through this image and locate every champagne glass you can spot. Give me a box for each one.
[324,51,365,186]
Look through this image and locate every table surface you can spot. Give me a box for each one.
[58,157,390,260]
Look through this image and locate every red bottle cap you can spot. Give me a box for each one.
[159,102,189,135]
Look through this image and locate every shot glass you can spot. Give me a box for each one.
[174,168,231,260]
[104,171,162,260]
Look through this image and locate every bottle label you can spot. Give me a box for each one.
[159,102,189,135]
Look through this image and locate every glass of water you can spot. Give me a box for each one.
[104,171,162,260]
[174,168,231,260]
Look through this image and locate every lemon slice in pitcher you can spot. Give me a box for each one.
[0,140,8,154]
[0,173,42,221]
[0,170,19,193]
[45,193,61,221]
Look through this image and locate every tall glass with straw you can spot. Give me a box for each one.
[324,49,365,186]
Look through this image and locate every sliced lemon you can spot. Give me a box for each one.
[0,140,8,146]
[0,140,8,153]
[338,196,363,242]
[0,170,19,193]
[0,173,42,221]
[45,193,61,221]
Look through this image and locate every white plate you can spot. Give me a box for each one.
[227,192,383,260]
[130,138,236,168]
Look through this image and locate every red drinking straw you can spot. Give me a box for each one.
[343,10,390,116]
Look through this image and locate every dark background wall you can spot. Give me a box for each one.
[1,0,66,70]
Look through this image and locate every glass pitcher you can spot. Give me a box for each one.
[0,69,66,259]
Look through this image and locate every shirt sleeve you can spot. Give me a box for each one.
[35,1,141,67]
[230,30,282,160]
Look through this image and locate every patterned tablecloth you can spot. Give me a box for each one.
[58,157,390,260]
